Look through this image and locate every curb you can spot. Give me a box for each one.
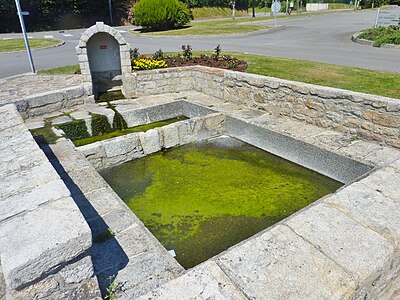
[351,31,400,49]
[130,25,286,39]
[0,39,65,54]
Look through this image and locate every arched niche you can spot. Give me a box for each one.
[76,22,131,96]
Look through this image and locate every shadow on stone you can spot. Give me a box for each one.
[39,143,129,297]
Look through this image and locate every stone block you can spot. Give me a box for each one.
[27,91,64,108]
[137,261,247,300]
[139,129,161,155]
[59,256,94,284]
[82,188,122,218]
[64,86,85,100]
[52,278,101,300]
[104,250,183,299]
[217,224,355,299]
[114,225,157,258]
[101,208,138,234]
[159,123,180,149]
[0,104,24,131]
[360,166,400,204]
[0,197,92,289]
[0,160,60,199]
[103,134,140,157]
[0,178,70,222]
[77,141,105,160]
[68,166,109,194]
[285,203,394,280]
[325,182,400,245]
[102,154,128,169]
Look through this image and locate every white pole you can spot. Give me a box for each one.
[15,0,35,73]
[286,0,289,14]
[374,8,380,28]
[274,0,277,26]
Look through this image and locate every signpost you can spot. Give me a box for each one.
[230,0,236,19]
[271,0,281,26]
[15,0,35,73]
[375,8,400,27]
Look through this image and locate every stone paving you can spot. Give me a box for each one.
[0,74,83,106]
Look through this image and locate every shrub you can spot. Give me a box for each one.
[134,0,191,31]
[358,26,400,47]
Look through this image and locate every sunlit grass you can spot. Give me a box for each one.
[0,38,62,52]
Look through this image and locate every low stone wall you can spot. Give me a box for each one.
[78,113,225,169]
[123,66,400,148]
[122,67,194,98]
[0,104,100,299]
[14,85,93,119]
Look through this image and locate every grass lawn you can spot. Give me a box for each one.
[38,65,80,75]
[192,7,249,19]
[38,52,400,99]
[232,52,400,99]
[131,17,273,36]
[0,38,62,52]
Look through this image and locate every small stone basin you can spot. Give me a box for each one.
[100,136,342,269]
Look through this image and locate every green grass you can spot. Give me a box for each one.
[38,64,80,75]
[38,51,400,99]
[132,17,272,35]
[0,38,62,52]
[73,116,188,147]
[328,3,352,9]
[191,7,249,19]
[358,26,400,47]
[232,52,400,99]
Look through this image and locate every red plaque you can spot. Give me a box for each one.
[100,45,107,49]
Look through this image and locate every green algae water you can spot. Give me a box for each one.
[100,137,342,269]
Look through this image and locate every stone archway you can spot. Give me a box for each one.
[76,22,131,96]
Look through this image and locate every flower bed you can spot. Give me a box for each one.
[130,45,248,72]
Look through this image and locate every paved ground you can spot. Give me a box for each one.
[0,9,399,78]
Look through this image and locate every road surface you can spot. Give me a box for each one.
[1,9,399,78]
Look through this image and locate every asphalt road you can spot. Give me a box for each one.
[1,9,399,78]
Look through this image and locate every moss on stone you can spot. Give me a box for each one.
[56,119,90,141]
[74,116,188,147]
[30,122,60,145]
[91,114,113,137]
[97,90,126,103]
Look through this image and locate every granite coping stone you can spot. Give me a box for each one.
[325,182,400,246]
[0,196,92,290]
[136,261,248,300]
[285,203,394,281]
[0,104,93,296]
[216,224,356,299]
[359,165,400,204]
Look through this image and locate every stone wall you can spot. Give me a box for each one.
[122,67,194,98]
[122,66,400,148]
[78,113,225,169]
[14,85,92,119]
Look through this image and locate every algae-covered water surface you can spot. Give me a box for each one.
[100,137,342,269]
